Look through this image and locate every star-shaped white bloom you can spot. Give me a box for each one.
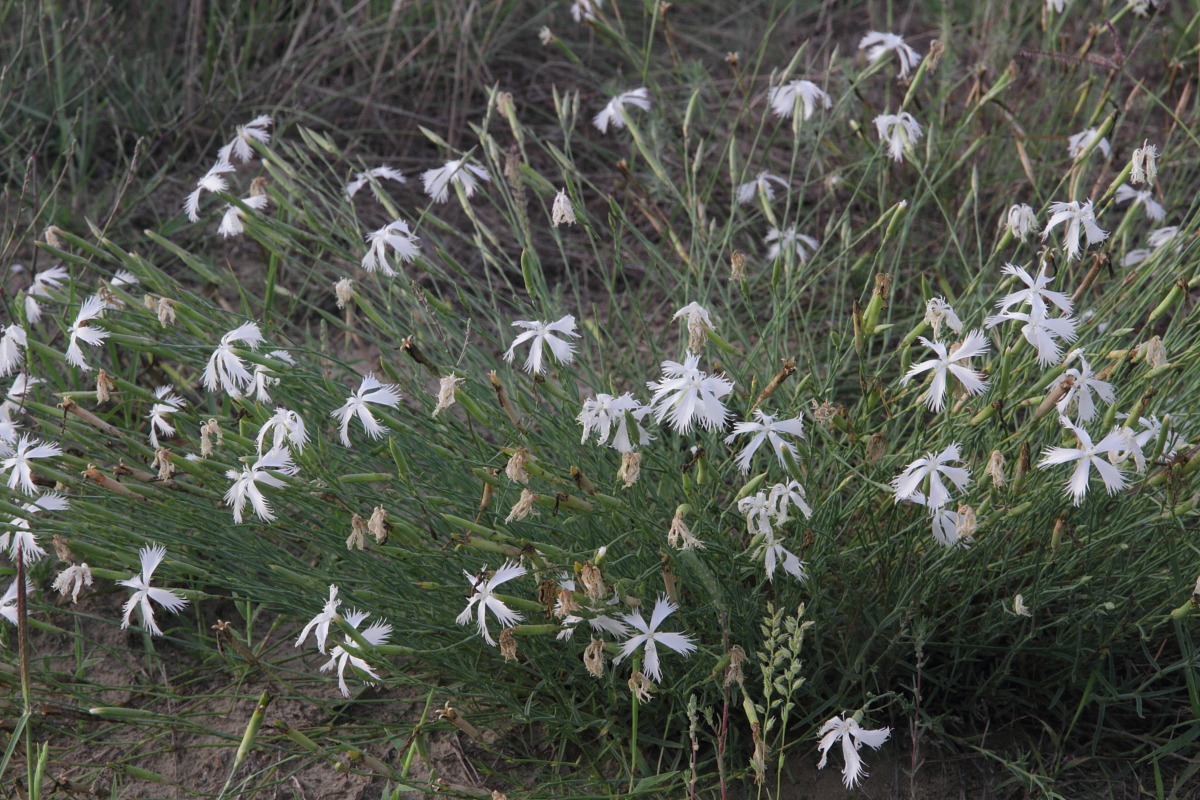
[257,407,308,454]
[203,321,264,396]
[504,315,580,375]
[725,409,805,473]
[673,301,715,352]
[769,479,814,522]
[1006,204,1037,241]
[1038,416,1128,505]
[593,88,651,133]
[119,544,189,636]
[223,445,297,523]
[613,595,697,682]
[148,386,186,448]
[1067,128,1111,160]
[1114,184,1165,222]
[295,584,341,653]
[817,714,892,788]
[0,325,26,377]
[247,350,294,404]
[345,166,406,201]
[224,115,273,164]
[994,262,1073,317]
[184,159,236,222]
[923,297,963,340]
[553,577,629,641]
[736,172,789,205]
[902,331,990,412]
[1148,226,1178,249]
[767,79,831,120]
[1,491,69,563]
[753,530,807,583]
[891,442,970,510]
[320,609,392,697]
[456,560,526,646]
[738,490,776,535]
[421,159,490,203]
[2,435,61,495]
[2,374,40,417]
[765,226,819,262]
[361,219,421,275]
[1056,351,1115,424]
[986,305,1077,366]
[1041,200,1107,260]
[331,373,402,447]
[859,31,921,78]
[218,194,269,238]
[646,354,734,433]
[577,393,654,453]
[66,295,109,371]
[23,265,69,324]
[874,111,922,162]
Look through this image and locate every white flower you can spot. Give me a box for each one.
[765,226,819,262]
[0,325,26,377]
[23,264,69,324]
[52,563,93,603]
[361,219,421,275]
[858,31,922,78]
[1006,204,1037,241]
[874,111,922,162]
[538,25,554,44]
[1041,200,1108,260]
[184,159,236,222]
[247,350,293,404]
[321,609,391,697]
[1114,184,1165,222]
[1148,226,1179,249]
[552,188,577,226]
[738,490,776,536]
[646,354,734,433]
[578,393,654,453]
[148,386,186,448]
[218,194,269,238]
[295,584,341,653]
[345,166,406,201]
[1,578,33,626]
[994,262,1073,317]
[504,315,580,374]
[223,445,297,523]
[2,435,61,495]
[891,442,971,510]
[725,410,805,473]
[673,301,715,352]
[1038,416,1129,505]
[1045,0,1068,12]
[986,305,1077,366]
[224,115,273,164]
[923,297,963,340]
[2,374,40,416]
[593,88,651,134]
[331,373,402,447]
[1,492,69,564]
[767,79,831,120]
[903,331,990,412]
[257,407,308,454]
[1056,351,1115,424]
[613,595,697,682]
[752,529,807,583]
[203,321,264,396]
[571,0,603,23]
[119,544,189,636]
[1067,128,1111,160]
[456,560,526,646]
[66,295,109,371]
[421,159,490,203]
[770,479,814,522]
[1131,141,1158,185]
[817,714,892,788]
[736,172,789,205]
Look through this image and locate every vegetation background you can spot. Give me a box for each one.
[1,0,1199,798]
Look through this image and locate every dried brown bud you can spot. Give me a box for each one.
[730,250,747,281]
[368,506,389,543]
[347,514,368,550]
[628,670,654,702]
[865,432,888,464]
[584,638,605,677]
[96,369,117,404]
[498,627,518,662]
[505,448,531,484]
[579,562,605,602]
[505,488,538,523]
